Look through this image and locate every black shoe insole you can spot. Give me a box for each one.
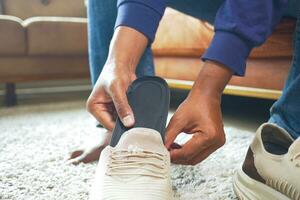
[110,76,170,147]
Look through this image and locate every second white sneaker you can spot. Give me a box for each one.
[89,128,173,200]
[233,123,300,200]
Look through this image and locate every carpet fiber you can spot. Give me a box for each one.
[0,101,253,200]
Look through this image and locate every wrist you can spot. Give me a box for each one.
[190,60,233,99]
[106,26,148,73]
[104,59,135,74]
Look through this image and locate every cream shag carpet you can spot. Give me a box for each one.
[0,101,253,200]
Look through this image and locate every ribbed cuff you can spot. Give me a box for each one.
[202,31,253,76]
[115,2,162,42]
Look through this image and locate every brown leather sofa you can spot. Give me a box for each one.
[0,0,89,106]
[0,0,296,106]
[153,8,295,100]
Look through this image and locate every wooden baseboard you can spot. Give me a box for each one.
[166,79,282,100]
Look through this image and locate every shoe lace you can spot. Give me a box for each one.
[106,146,167,179]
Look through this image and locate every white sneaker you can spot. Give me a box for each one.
[89,128,173,200]
[233,123,300,200]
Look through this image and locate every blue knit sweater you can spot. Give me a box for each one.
[115,0,288,76]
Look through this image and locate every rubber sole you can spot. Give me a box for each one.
[110,76,170,147]
[233,169,289,200]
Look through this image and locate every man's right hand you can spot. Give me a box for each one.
[86,63,136,131]
[86,26,148,131]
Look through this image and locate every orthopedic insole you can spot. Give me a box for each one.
[110,76,170,147]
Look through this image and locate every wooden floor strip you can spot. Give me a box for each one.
[165,79,282,100]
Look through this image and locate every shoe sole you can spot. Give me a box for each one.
[233,169,289,200]
[110,76,170,147]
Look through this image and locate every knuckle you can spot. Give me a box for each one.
[110,78,128,93]
[208,128,226,147]
[108,80,118,94]
[206,127,220,141]
[194,132,210,144]
[217,134,226,147]
[209,128,219,138]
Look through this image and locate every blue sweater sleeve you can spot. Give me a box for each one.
[202,0,288,76]
[115,0,288,76]
[115,0,166,42]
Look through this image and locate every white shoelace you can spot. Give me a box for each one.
[106,148,167,179]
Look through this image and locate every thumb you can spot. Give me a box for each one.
[165,115,184,149]
[110,82,135,127]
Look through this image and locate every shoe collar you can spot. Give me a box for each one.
[252,123,294,159]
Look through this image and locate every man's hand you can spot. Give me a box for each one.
[165,61,233,165]
[86,63,136,131]
[86,26,148,131]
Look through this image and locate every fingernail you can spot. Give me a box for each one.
[170,143,182,149]
[122,115,134,127]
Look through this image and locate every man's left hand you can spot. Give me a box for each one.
[165,61,232,165]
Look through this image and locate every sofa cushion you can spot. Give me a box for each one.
[153,8,295,58]
[1,0,86,20]
[25,17,88,56]
[0,15,26,55]
[0,56,89,83]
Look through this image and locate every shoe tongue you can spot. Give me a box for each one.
[289,138,300,155]
[115,128,166,154]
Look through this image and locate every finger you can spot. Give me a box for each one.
[66,153,87,165]
[110,82,135,127]
[165,115,185,149]
[86,95,116,131]
[81,150,102,164]
[170,142,182,149]
[68,150,83,160]
[170,132,214,164]
[93,109,115,131]
[67,150,100,165]
[185,144,221,165]
[88,104,116,131]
